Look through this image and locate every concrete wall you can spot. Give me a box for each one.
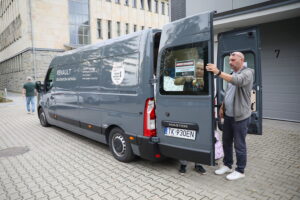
[91,0,169,42]
[0,0,169,92]
[0,50,61,92]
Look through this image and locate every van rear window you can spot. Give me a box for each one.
[159,42,209,95]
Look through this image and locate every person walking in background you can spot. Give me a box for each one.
[206,52,254,180]
[22,76,37,114]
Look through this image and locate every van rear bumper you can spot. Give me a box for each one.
[159,143,214,166]
[134,136,163,161]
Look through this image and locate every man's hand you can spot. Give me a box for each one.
[206,63,219,75]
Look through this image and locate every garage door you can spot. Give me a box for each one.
[260,17,300,122]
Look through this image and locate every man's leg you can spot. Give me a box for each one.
[26,97,31,113]
[233,117,250,174]
[31,96,36,113]
[179,160,187,174]
[222,115,234,169]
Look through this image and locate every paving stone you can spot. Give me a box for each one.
[1,94,300,200]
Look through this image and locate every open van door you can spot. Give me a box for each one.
[155,12,215,165]
[217,27,262,135]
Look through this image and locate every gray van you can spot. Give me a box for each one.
[37,12,262,165]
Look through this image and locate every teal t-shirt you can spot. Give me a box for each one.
[23,82,36,97]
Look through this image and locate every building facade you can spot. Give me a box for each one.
[171,0,300,122]
[0,0,170,92]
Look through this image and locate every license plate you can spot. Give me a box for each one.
[164,127,196,140]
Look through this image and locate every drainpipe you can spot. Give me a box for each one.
[28,0,36,80]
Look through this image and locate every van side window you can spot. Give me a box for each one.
[159,42,209,95]
[45,67,56,92]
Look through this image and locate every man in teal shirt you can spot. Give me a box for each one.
[22,76,37,114]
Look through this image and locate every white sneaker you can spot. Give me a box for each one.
[215,166,233,175]
[226,171,245,180]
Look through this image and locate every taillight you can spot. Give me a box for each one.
[143,98,157,137]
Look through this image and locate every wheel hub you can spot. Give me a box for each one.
[112,135,126,156]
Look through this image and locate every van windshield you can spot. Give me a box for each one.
[159,42,209,95]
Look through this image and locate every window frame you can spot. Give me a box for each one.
[222,51,256,91]
[161,2,165,15]
[107,20,112,39]
[159,42,209,96]
[154,0,158,13]
[117,21,121,36]
[132,0,136,8]
[97,18,102,39]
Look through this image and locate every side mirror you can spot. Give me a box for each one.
[36,81,44,93]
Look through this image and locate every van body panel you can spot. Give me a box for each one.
[40,29,161,161]
[156,12,215,165]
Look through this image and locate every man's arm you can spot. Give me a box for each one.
[22,88,26,97]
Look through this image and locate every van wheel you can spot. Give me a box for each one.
[109,128,135,162]
[38,108,50,127]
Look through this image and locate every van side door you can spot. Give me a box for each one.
[42,66,57,125]
[217,27,262,135]
[156,12,215,165]
[54,64,80,128]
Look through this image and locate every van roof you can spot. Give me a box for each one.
[50,29,160,66]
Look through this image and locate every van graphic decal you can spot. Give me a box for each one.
[111,62,125,85]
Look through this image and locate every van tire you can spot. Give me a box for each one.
[38,108,50,127]
[109,128,135,162]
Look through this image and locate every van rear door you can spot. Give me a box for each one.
[155,12,215,165]
[217,27,262,135]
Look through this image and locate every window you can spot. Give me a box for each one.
[68,0,90,45]
[97,19,102,38]
[125,23,129,34]
[125,0,129,6]
[140,0,144,9]
[222,52,255,90]
[160,42,209,95]
[147,0,151,11]
[154,0,158,13]
[117,21,121,36]
[45,68,56,92]
[133,24,137,32]
[115,0,120,4]
[106,0,111,2]
[161,2,165,15]
[108,20,112,39]
[141,26,144,30]
[167,3,169,16]
[132,0,136,8]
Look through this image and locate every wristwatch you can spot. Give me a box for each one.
[216,70,222,77]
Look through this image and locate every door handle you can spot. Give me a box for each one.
[50,96,55,100]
